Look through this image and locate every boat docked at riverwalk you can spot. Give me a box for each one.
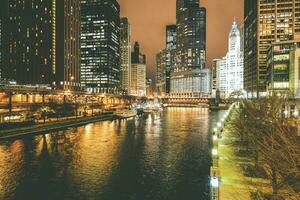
[114,109,137,119]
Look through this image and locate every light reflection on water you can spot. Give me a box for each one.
[0,108,225,200]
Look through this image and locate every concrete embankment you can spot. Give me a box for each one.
[0,114,115,140]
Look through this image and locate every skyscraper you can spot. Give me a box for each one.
[156,49,167,97]
[131,42,146,96]
[81,0,120,93]
[2,0,80,89]
[166,25,177,94]
[0,0,8,80]
[267,41,300,97]
[55,0,81,90]
[120,17,131,94]
[171,0,206,98]
[132,42,146,64]
[216,21,244,99]
[244,0,300,97]
[3,0,80,90]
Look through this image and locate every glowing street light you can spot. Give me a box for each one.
[210,177,219,188]
[284,109,288,117]
[293,110,299,117]
[213,127,218,133]
[213,135,218,141]
[212,148,218,156]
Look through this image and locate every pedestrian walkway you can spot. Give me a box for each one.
[219,129,272,200]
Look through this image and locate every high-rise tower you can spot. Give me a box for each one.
[3,0,80,90]
[120,17,131,94]
[171,0,207,98]
[216,20,244,98]
[244,0,300,97]
[166,25,177,94]
[81,0,120,93]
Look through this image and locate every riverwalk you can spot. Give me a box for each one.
[0,114,115,140]
[218,120,272,199]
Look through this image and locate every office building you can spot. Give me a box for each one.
[166,25,177,94]
[267,41,300,97]
[215,21,244,99]
[156,49,167,97]
[131,42,146,96]
[0,0,8,80]
[3,0,80,90]
[244,0,300,97]
[120,17,131,94]
[81,0,120,93]
[171,0,207,98]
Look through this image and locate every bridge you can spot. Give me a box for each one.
[160,97,231,106]
[0,85,140,113]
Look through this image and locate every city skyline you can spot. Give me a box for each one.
[0,1,300,200]
[119,0,243,78]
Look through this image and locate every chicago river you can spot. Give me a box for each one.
[0,108,225,200]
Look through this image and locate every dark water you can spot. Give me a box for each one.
[0,108,224,200]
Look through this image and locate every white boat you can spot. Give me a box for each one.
[114,109,137,119]
[142,106,162,113]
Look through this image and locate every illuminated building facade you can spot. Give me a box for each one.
[156,49,167,97]
[166,25,177,94]
[244,0,300,97]
[216,21,244,99]
[171,0,207,98]
[267,41,300,97]
[120,17,131,94]
[81,0,120,93]
[3,0,80,90]
[131,42,146,96]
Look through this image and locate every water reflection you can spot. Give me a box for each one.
[0,108,224,200]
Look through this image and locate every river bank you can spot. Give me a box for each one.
[0,114,115,140]
[219,123,271,199]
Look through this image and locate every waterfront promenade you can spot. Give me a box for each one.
[219,128,272,199]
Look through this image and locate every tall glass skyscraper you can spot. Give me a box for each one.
[81,0,121,94]
[166,25,177,94]
[120,17,131,94]
[171,0,207,98]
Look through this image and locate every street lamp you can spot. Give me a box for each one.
[293,109,299,117]
[212,148,218,156]
[210,177,219,188]
[284,109,288,118]
[213,135,218,141]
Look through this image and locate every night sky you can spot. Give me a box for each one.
[119,0,243,79]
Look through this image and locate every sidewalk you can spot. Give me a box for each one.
[219,128,272,200]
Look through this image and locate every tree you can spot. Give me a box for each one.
[38,106,55,123]
[228,97,300,199]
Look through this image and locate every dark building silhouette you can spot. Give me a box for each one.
[131,42,146,64]
[81,0,121,94]
[0,0,8,80]
[2,0,80,90]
